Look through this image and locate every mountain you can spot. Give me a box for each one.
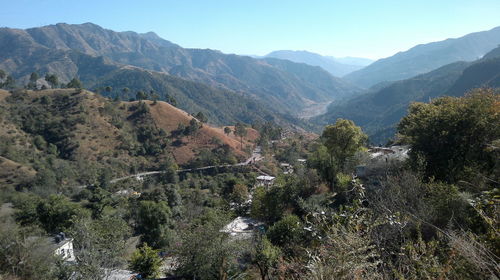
[89,67,299,127]
[313,46,500,144]
[0,88,260,187]
[0,23,361,117]
[345,26,500,88]
[0,29,294,127]
[265,50,370,76]
[328,56,373,67]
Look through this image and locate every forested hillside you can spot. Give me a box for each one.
[0,88,258,188]
[314,46,500,144]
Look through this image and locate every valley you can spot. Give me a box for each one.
[0,11,499,280]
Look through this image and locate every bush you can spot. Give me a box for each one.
[129,243,162,279]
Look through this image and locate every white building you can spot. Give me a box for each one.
[256,175,275,187]
[297,158,307,164]
[48,233,75,262]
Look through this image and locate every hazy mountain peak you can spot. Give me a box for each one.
[265,50,370,77]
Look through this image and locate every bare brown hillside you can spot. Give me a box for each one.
[146,100,258,164]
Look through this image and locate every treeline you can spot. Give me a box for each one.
[0,69,84,90]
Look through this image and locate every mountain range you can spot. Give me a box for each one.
[345,26,500,88]
[313,46,500,144]
[264,50,372,77]
[1,22,499,143]
[0,23,361,123]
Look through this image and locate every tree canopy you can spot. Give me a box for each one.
[321,119,367,167]
[398,88,499,186]
[66,78,82,89]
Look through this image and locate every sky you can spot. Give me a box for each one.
[1,0,499,59]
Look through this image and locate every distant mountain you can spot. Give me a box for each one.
[0,23,361,117]
[328,56,373,67]
[89,67,299,127]
[265,50,370,76]
[313,46,500,144]
[345,26,500,88]
[0,27,293,127]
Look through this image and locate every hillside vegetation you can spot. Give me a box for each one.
[314,46,500,144]
[0,88,498,280]
[0,88,257,188]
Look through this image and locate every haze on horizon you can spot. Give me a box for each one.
[1,0,499,59]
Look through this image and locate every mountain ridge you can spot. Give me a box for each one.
[1,22,362,116]
[314,45,500,144]
[345,26,500,88]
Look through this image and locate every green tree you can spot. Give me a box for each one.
[87,186,112,218]
[28,72,39,89]
[66,78,82,89]
[0,220,59,280]
[234,122,247,149]
[129,243,162,279]
[322,119,367,168]
[3,75,16,89]
[398,89,500,185]
[13,193,42,226]
[195,111,208,123]
[36,195,84,233]
[159,156,179,184]
[231,184,249,204]
[224,126,232,136]
[70,215,130,279]
[136,200,172,249]
[250,186,284,223]
[0,69,5,80]
[151,93,160,105]
[174,210,242,280]
[45,74,58,88]
[309,143,338,186]
[167,95,177,106]
[105,86,112,93]
[251,186,267,220]
[253,236,281,280]
[136,91,148,100]
[184,118,201,137]
[31,168,58,192]
[266,214,302,248]
[40,95,52,105]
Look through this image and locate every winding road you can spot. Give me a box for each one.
[77,146,264,187]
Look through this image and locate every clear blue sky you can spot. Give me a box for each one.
[1,0,499,59]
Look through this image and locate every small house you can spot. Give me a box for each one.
[297,158,307,164]
[256,175,275,187]
[48,233,75,262]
